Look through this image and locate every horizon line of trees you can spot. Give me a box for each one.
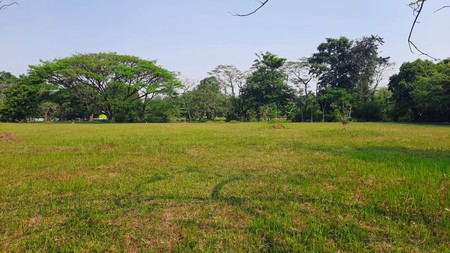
[0,35,449,123]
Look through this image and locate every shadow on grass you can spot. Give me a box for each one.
[295,142,449,171]
[105,175,445,228]
[346,146,450,176]
[16,174,446,252]
[117,176,445,251]
[349,146,450,161]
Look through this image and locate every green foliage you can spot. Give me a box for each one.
[209,64,246,98]
[352,101,383,122]
[310,35,389,122]
[38,101,60,121]
[49,88,88,120]
[30,52,180,122]
[310,36,388,95]
[350,36,390,104]
[316,87,353,124]
[309,35,389,122]
[0,71,18,107]
[183,77,230,121]
[197,76,221,94]
[0,75,44,122]
[411,60,450,121]
[374,87,393,121]
[329,88,353,128]
[389,59,450,122]
[241,52,296,121]
[309,37,354,90]
[283,58,313,96]
[1,47,447,124]
[145,96,181,122]
[353,88,393,122]
[290,92,322,122]
[114,97,143,123]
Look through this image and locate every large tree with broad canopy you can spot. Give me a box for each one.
[30,53,180,121]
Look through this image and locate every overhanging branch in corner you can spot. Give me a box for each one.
[233,0,269,17]
[0,0,18,11]
[408,0,439,61]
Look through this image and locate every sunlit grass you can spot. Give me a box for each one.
[0,122,449,252]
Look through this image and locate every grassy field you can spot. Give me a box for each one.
[0,122,449,252]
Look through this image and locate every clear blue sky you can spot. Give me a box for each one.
[1,0,449,81]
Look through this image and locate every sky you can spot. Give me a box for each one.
[0,0,449,82]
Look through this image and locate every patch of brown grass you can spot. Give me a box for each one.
[96,164,118,170]
[124,207,184,252]
[186,147,206,156]
[273,123,285,129]
[0,132,18,142]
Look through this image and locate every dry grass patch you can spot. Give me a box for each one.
[186,147,207,156]
[0,132,18,142]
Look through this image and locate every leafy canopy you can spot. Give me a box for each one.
[30,52,180,120]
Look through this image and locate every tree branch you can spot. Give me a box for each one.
[408,0,438,61]
[434,5,450,13]
[233,0,269,17]
[0,0,18,11]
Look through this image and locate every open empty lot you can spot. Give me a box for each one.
[0,122,449,252]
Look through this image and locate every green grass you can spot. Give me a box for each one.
[0,122,449,252]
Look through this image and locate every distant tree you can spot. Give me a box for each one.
[145,96,181,123]
[209,65,246,97]
[30,53,180,122]
[388,59,450,122]
[38,101,60,121]
[179,78,196,122]
[183,77,229,121]
[374,87,393,121]
[240,52,296,121]
[350,35,390,104]
[409,59,450,121]
[329,88,353,130]
[197,76,221,93]
[309,36,389,121]
[290,92,321,123]
[309,37,354,90]
[49,88,87,121]
[388,59,433,121]
[304,92,321,122]
[0,71,18,107]
[309,36,388,95]
[371,61,395,101]
[284,58,314,97]
[0,75,42,122]
[284,58,316,122]
[316,87,353,123]
[209,65,248,121]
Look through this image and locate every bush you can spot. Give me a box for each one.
[353,101,383,122]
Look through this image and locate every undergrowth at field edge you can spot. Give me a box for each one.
[0,122,449,252]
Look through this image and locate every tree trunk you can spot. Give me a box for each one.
[141,95,148,122]
[322,108,325,122]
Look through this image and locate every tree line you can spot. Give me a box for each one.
[0,35,448,123]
